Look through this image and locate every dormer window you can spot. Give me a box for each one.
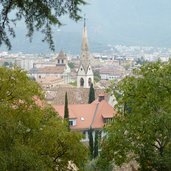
[104,118,113,124]
[81,68,82,71]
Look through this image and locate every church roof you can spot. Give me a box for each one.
[56,50,67,60]
[36,66,65,74]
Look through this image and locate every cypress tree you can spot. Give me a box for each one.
[64,92,69,130]
[94,130,99,158]
[88,83,95,104]
[88,127,94,159]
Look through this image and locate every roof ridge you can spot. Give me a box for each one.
[90,103,99,128]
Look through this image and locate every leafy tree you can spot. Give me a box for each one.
[94,70,101,83]
[88,83,95,104]
[69,81,77,87]
[64,91,69,130]
[0,0,86,50]
[0,67,88,170]
[135,56,146,65]
[98,61,171,171]
[68,62,75,69]
[2,61,13,68]
[3,61,10,67]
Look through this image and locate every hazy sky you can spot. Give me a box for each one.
[1,0,171,53]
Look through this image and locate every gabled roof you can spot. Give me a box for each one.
[91,100,116,128]
[56,50,67,60]
[77,63,93,75]
[53,99,117,130]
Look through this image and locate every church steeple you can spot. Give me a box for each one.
[80,16,90,72]
[77,16,94,88]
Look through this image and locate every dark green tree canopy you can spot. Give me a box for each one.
[0,0,86,50]
[88,83,95,104]
[88,127,94,160]
[64,91,69,130]
[98,61,171,171]
[0,67,88,170]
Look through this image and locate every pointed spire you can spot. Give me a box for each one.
[84,14,86,29]
[80,14,90,72]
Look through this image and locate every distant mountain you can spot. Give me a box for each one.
[1,0,171,54]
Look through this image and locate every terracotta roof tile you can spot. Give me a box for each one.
[46,87,108,105]
[37,66,65,74]
[52,99,117,130]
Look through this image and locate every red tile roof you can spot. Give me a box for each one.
[53,99,117,130]
[37,66,65,74]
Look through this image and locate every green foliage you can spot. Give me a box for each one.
[2,61,13,68]
[88,128,100,160]
[64,92,69,130]
[94,70,101,83]
[93,130,99,159]
[68,62,75,69]
[135,56,146,65]
[88,83,95,104]
[98,61,171,171]
[86,158,113,171]
[0,67,88,170]
[0,0,86,50]
[69,81,77,87]
[88,128,94,160]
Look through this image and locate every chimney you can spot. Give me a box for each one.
[98,93,105,102]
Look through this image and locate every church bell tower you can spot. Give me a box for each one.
[77,17,94,88]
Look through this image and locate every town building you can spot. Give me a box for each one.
[29,51,71,84]
[53,94,116,143]
[100,65,126,80]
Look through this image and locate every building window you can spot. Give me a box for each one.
[69,120,74,126]
[58,59,60,64]
[104,118,113,124]
[62,59,64,63]
[69,119,76,126]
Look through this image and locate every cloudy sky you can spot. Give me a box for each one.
[1,0,171,53]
